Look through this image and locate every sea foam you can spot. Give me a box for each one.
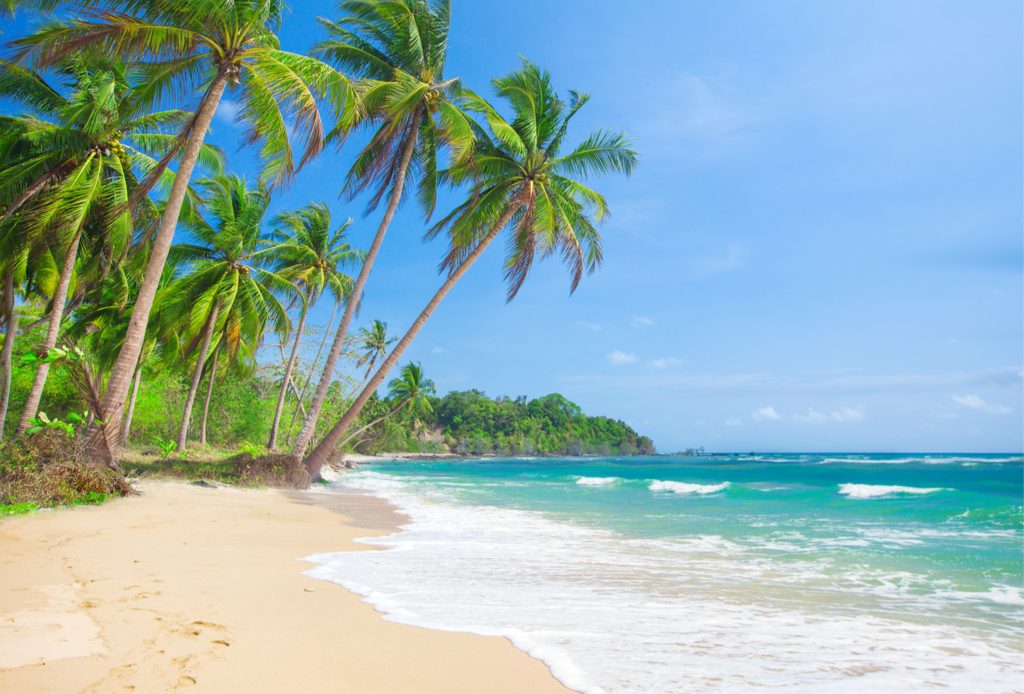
[838,483,945,499]
[575,476,620,486]
[304,470,1023,694]
[649,480,729,495]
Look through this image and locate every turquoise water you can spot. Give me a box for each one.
[308,454,1024,693]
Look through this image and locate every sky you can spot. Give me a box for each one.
[6,1,1023,452]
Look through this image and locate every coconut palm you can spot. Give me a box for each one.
[302,62,637,476]
[292,0,475,458]
[0,57,219,435]
[11,0,356,461]
[163,175,289,451]
[337,361,434,451]
[355,319,394,380]
[265,202,362,450]
[0,265,17,437]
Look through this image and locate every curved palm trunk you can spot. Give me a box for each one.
[336,399,406,452]
[200,349,219,447]
[176,303,219,451]
[291,119,420,459]
[0,270,16,439]
[268,289,312,450]
[16,226,83,435]
[303,201,523,477]
[285,301,337,446]
[92,72,229,465]
[120,358,143,447]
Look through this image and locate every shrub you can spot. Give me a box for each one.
[0,430,132,509]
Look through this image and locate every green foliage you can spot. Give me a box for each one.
[354,389,654,457]
[235,440,265,458]
[24,409,88,437]
[152,436,176,459]
[0,501,38,516]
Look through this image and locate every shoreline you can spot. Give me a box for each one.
[0,480,569,693]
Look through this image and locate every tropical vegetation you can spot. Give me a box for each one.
[0,0,641,509]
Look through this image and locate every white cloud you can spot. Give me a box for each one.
[653,73,745,141]
[953,394,1012,415]
[607,350,638,366]
[793,406,865,424]
[686,244,747,278]
[630,315,654,328]
[430,346,448,355]
[215,99,242,124]
[649,357,683,369]
[724,417,742,427]
[752,406,781,422]
[576,321,603,332]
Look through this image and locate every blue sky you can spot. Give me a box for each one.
[7,1,1023,452]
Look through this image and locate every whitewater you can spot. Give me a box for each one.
[306,453,1023,693]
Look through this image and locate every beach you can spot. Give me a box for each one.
[0,480,568,693]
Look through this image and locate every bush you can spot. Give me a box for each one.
[0,430,132,509]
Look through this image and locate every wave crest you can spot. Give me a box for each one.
[649,480,730,495]
[575,476,621,486]
[838,484,946,499]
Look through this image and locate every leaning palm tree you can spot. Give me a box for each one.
[12,0,356,461]
[292,0,475,458]
[265,203,361,450]
[0,57,219,435]
[355,319,394,380]
[163,175,289,451]
[302,62,637,476]
[338,361,434,451]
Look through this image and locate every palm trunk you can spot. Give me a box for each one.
[92,72,229,465]
[291,116,421,459]
[336,399,406,451]
[176,303,219,451]
[0,270,16,439]
[15,226,83,434]
[286,301,337,446]
[200,349,219,447]
[303,200,524,477]
[268,288,312,450]
[120,358,143,447]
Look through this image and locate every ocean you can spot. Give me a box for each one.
[305,454,1024,693]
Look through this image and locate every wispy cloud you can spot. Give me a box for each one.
[607,350,638,366]
[724,417,743,427]
[752,406,781,422]
[630,315,654,328]
[653,73,745,141]
[793,406,865,424]
[686,244,747,278]
[430,346,448,355]
[649,357,683,369]
[215,99,242,124]
[953,394,1012,415]
[576,321,603,332]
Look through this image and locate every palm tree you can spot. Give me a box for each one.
[12,0,356,462]
[302,62,637,476]
[0,57,218,435]
[292,0,475,458]
[0,264,17,437]
[355,319,394,380]
[265,202,361,450]
[163,175,289,451]
[337,361,434,452]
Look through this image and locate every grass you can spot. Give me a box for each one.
[1,501,39,516]
[120,447,310,489]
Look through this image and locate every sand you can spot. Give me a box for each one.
[0,480,570,693]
